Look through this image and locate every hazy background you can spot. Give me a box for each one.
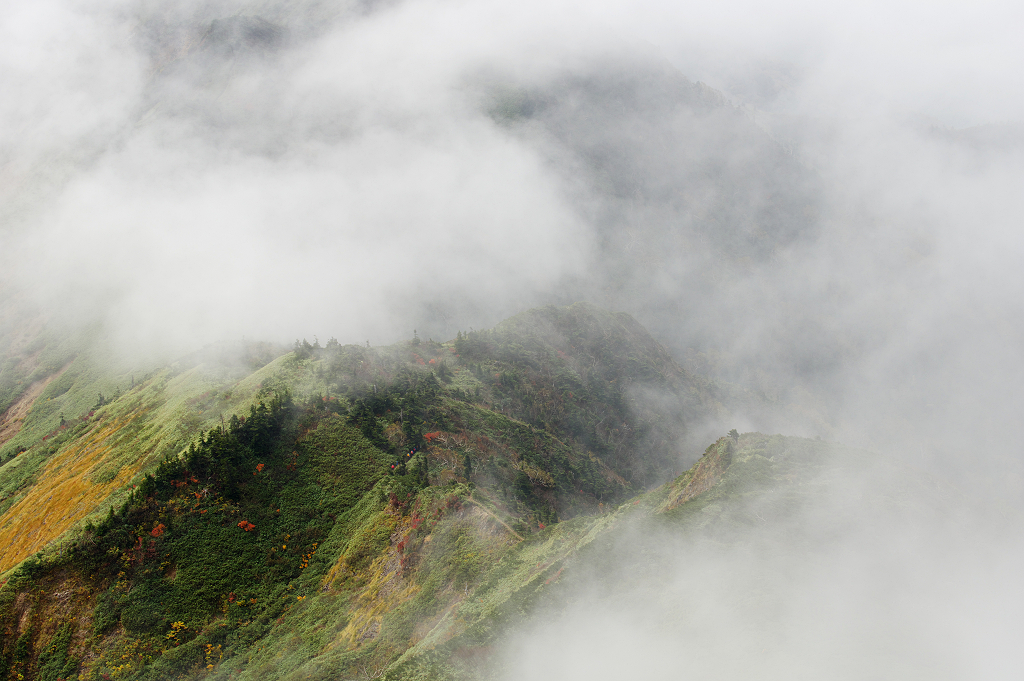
[1,0,1023,676]
[2,0,1022,458]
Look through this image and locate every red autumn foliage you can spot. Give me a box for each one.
[254,463,265,475]
[388,492,411,511]
[237,521,256,532]
[150,523,166,538]
[424,432,441,442]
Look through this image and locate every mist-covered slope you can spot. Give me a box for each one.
[1,302,998,681]
[2,1,1023,678]
[389,433,1010,681]
[9,0,1013,466]
[3,410,971,681]
[0,301,851,680]
[488,52,819,269]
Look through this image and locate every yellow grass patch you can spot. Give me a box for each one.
[327,517,418,651]
[0,416,141,572]
[336,556,420,649]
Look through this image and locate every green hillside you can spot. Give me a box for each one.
[0,303,901,681]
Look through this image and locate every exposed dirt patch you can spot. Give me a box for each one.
[1,568,99,680]
[0,361,73,447]
[13,591,33,631]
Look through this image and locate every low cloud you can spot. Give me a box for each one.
[2,2,1023,674]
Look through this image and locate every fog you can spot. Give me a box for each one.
[2,0,1023,677]
[502,489,1024,680]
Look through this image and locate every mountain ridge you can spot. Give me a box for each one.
[0,302,797,680]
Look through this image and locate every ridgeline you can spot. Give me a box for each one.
[0,303,889,680]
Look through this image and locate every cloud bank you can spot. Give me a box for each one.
[1,1,1023,675]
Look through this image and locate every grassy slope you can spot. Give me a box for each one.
[0,303,779,681]
[0,347,316,575]
[0,424,924,681]
[382,431,958,680]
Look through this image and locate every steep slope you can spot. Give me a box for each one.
[5,407,882,681]
[385,432,969,680]
[0,345,955,681]
[0,303,736,680]
[0,341,294,574]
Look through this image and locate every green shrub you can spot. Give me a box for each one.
[37,622,78,681]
